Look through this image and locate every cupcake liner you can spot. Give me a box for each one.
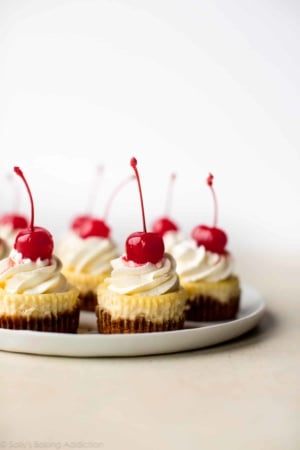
[0,288,80,332]
[185,295,240,321]
[0,306,80,333]
[62,269,109,292]
[97,283,187,323]
[182,276,240,321]
[79,291,97,312]
[0,288,80,316]
[96,307,185,334]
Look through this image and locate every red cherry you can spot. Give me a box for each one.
[70,215,91,232]
[126,231,165,264]
[192,225,227,254]
[78,218,110,239]
[192,173,227,254]
[0,214,28,230]
[14,226,54,261]
[13,167,54,261]
[126,157,165,264]
[152,217,178,237]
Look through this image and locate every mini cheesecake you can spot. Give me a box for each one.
[0,284,79,332]
[183,276,240,321]
[97,157,187,334]
[57,231,118,311]
[97,254,187,333]
[171,240,240,321]
[0,166,80,333]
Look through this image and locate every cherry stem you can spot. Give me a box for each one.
[130,157,147,232]
[103,175,134,221]
[164,173,176,216]
[86,165,104,214]
[6,173,20,212]
[14,167,34,230]
[207,173,218,227]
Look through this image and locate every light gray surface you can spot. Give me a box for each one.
[1,252,299,449]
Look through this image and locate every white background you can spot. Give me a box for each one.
[0,0,299,266]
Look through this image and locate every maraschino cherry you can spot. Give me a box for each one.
[0,214,28,230]
[126,157,164,264]
[71,215,91,232]
[70,165,104,232]
[75,174,134,240]
[192,173,227,254]
[0,174,28,230]
[13,167,54,261]
[152,173,179,237]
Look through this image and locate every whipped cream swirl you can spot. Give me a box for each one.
[0,249,68,294]
[106,253,179,295]
[171,239,234,282]
[163,230,185,254]
[57,232,119,275]
[0,224,18,250]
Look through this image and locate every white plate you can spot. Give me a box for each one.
[0,285,265,357]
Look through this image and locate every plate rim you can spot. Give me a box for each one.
[0,284,266,357]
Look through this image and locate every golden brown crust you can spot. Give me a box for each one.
[96,307,185,334]
[79,291,97,312]
[0,306,80,333]
[185,295,240,321]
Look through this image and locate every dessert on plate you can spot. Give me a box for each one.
[57,174,133,312]
[97,158,187,334]
[0,167,80,332]
[170,173,240,321]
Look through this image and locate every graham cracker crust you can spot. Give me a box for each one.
[185,295,240,321]
[79,291,97,312]
[0,307,80,333]
[96,307,185,334]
